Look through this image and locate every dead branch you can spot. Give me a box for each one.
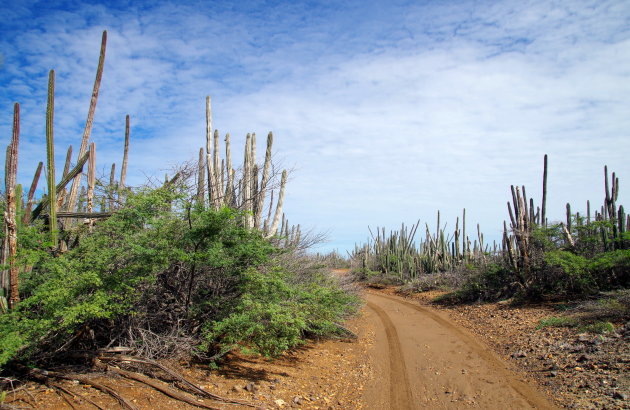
[24,367,137,410]
[48,381,105,410]
[98,355,254,407]
[106,366,220,409]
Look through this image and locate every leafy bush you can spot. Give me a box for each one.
[204,267,358,357]
[542,251,594,296]
[0,185,358,370]
[434,264,516,303]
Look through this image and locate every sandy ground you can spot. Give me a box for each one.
[363,291,555,409]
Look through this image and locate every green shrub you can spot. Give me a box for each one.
[0,185,358,369]
[203,267,359,357]
[580,321,615,334]
[589,249,630,289]
[435,264,515,303]
[542,251,594,296]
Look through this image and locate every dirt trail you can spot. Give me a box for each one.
[363,291,556,409]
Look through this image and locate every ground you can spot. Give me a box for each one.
[3,284,629,409]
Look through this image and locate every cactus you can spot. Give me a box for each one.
[267,170,287,237]
[46,70,58,248]
[86,143,96,214]
[109,163,116,211]
[224,133,234,205]
[2,103,20,308]
[119,115,130,192]
[197,147,205,206]
[205,96,215,207]
[67,30,106,213]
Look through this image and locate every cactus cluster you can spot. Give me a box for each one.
[353,209,491,281]
[355,154,628,282]
[199,97,291,240]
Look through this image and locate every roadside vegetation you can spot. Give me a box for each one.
[351,154,629,314]
[0,31,358,405]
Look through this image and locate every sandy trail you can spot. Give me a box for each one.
[363,291,556,409]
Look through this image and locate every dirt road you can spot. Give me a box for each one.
[363,291,556,409]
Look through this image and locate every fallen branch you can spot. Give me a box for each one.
[107,366,220,410]
[49,381,105,410]
[24,367,137,410]
[53,387,77,410]
[99,355,254,407]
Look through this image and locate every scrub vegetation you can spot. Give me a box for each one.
[353,155,629,305]
[0,31,358,405]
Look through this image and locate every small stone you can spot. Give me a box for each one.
[293,396,303,405]
[576,354,590,363]
[511,351,527,358]
[274,399,286,408]
[232,385,243,393]
[613,391,628,400]
[548,371,558,377]
[245,382,258,393]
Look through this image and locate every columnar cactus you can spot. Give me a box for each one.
[46,70,58,248]
[5,103,20,308]
[67,31,106,214]
[86,142,96,215]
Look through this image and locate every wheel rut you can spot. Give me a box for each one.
[367,301,414,410]
[364,291,557,409]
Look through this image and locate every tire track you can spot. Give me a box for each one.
[366,301,414,410]
[369,291,556,409]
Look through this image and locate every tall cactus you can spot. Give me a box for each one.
[119,115,130,192]
[23,162,43,224]
[46,70,58,248]
[87,142,96,214]
[255,132,273,229]
[109,163,116,211]
[67,30,106,213]
[197,147,205,206]
[4,103,20,308]
[205,96,215,208]
[267,170,287,237]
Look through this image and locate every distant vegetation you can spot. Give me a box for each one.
[352,155,629,303]
[0,31,358,376]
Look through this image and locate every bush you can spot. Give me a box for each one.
[542,251,594,297]
[434,264,516,303]
[0,185,358,370]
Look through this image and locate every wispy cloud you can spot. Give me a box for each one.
[1,0,629,252]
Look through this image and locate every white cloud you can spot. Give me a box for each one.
[1,0,629,252]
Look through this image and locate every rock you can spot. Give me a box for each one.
[548,371,558,377]
[511,351,527,358]
[245,382,258,393]
[232,385,243,393]
[612,391,628,400]
[293,396,303,405]
[576,354,590,363]
[274,399,286,408]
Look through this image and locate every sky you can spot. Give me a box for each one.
[1,0,629,254]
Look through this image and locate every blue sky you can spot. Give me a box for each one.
[1,0,629,253]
